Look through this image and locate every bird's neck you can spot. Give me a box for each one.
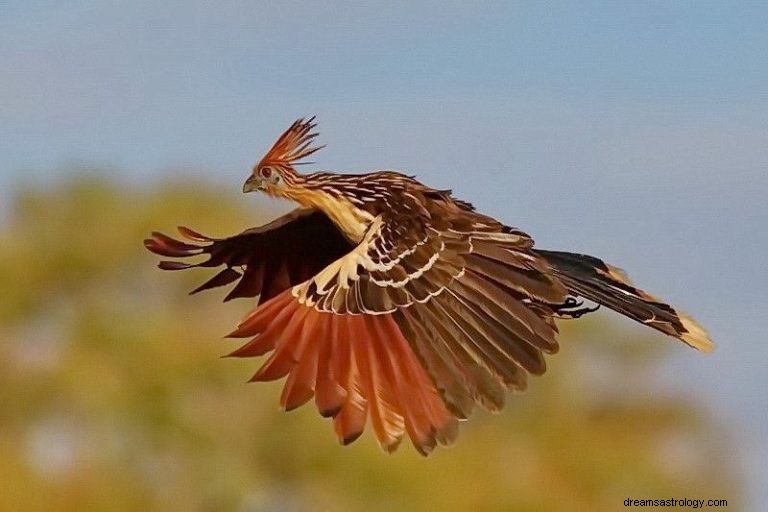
[287,187,374,243]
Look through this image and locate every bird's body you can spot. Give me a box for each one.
[146,118,713,455]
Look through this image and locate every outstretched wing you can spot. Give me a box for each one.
[144,208,354,304]
[221,207,570,454]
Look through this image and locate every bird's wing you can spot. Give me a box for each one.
[144,208,354,304]
[218,211,570,454]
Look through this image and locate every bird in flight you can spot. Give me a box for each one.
[145,117,713,455]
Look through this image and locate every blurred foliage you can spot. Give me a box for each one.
[0,175,740,512]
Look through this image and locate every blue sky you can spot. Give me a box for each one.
[2,1,767,507]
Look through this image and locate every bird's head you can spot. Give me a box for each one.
[243,117,324,200]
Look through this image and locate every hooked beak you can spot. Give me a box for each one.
[242,175,261,193]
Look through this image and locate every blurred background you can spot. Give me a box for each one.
[1,2,765,511]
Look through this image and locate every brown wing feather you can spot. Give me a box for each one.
[287,207,568,422]
[145,208,353,305]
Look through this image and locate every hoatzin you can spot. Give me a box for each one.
[145,117,713,455]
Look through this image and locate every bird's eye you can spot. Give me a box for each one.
[260,167,272,178]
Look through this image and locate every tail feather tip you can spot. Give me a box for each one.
[679,313,715,353]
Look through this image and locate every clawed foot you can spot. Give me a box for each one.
[554,297,600,319]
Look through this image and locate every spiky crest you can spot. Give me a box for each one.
[257,116,325,171]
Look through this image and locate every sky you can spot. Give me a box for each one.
[2,1,767,508]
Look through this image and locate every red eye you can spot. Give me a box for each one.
[260,167,272,178]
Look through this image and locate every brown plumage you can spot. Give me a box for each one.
[145,117,714,455]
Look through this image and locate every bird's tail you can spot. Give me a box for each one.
[535,250,714,352]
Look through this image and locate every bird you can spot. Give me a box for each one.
[145,117,713,455]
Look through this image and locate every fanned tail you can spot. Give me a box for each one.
[536,250,714,352]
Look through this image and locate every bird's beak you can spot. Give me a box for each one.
[242,175,261,193]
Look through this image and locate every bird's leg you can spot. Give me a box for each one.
[553,297,600,319]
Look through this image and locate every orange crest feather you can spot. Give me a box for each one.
[258,116,324,169]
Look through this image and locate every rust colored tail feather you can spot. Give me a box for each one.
[227,290,457,455]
